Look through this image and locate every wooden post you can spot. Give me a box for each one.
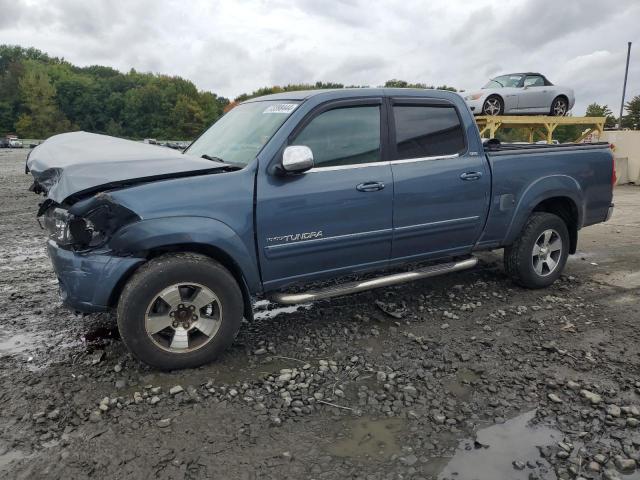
[544,123,558,144]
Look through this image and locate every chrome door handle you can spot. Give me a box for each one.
[460,171,482,181]
[356,181,385,192]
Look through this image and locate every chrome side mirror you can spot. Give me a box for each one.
[282,145,314,173]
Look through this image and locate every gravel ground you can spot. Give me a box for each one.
[1,148,640,480]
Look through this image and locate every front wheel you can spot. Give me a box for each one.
[117,253,244,370]
[482,96,504,116]
[504,212,569,288]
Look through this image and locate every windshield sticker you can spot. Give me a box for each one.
[263,103,297,114]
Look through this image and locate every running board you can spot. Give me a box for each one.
[270,257,478,305]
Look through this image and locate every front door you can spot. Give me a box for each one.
[389,98,490,262]
[517,75,550,111]
[256,99,393,290]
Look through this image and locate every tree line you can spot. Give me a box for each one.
[0,44,638,141]
[0,45,230,140]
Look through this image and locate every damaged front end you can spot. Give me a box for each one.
[36,194,145,313]
[38,194,140,253]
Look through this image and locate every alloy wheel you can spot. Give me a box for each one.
[483,98,502,115]
[144,283,222,353]
[553,100,568,116]
[532,229,562,276]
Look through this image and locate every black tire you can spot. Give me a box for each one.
[550,97,568,116]
[504,212,569,289]
[117,253,243,370]
[482,95,504,116]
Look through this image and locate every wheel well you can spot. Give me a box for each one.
[485,94,503,104]
[532,197,578,253]
[108,243,255,321]
[553,94,569,106]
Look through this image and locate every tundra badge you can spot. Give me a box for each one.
[267,231,323,243]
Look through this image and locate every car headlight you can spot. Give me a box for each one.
[465,93,483,101]
[41,207,107,249]
[42,208,72,246]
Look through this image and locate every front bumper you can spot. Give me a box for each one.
[464,97,485,115]
[47,240,145,313]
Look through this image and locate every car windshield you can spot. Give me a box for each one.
[185,100,299,166]
[483,74,523,89]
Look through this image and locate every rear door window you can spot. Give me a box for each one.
[392,105,466,159]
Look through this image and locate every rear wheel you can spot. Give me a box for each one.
[504,212,569,288]
[117,253,243,370]
[550,97,568,116]
[482,95,504,116]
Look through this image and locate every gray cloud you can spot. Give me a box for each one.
[0,0,638,113]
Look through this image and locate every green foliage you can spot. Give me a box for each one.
[585,103,616,128]
[234,81,345,102]
[0,44,229,139]
[383,79,457,92]
[16,60,73,138]
[621,95,640,130]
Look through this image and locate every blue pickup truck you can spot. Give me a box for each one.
[27,88,615,369]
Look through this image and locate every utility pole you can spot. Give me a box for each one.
[618,42,632,129]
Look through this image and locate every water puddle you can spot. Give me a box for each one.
[253,300,312,320]
[0,449,27,470]
[137,354,293,391]
[436,410,560,480]
[608,293,640,305]
[0,333,41,356]
[443,368,480,401]
[327,417,404,459]
[594,270,640,289]
[0,319,112,359]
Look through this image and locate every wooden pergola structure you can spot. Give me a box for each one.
[475,116,606,144]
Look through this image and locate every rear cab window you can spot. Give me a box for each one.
[391,104,466,160]
[524,75,545,87]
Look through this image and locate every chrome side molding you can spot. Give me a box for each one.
[270,256,478,305]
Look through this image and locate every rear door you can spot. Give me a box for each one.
[389,98,490,262]
[256,98,394,290]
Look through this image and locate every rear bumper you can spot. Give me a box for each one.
[47,240,144,313]
[605,203,614,222]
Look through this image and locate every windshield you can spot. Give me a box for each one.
[185,100,299,166]
[483,74,523,89]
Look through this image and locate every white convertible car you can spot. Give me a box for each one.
[464,72,575,116]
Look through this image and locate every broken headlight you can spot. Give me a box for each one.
[41,207,106,249]
[42,207,73,246]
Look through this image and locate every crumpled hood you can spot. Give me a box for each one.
[27,131,225,204]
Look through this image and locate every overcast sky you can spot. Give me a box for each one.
[2,0,639,114]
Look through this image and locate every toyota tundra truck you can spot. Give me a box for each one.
[26,88,615,369]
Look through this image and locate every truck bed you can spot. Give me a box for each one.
[485,141,610,154]
[477,141,614,250]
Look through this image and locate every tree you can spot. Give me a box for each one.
[621,95,640,130]
[171,94,205,138]
[16,61,72,138]
[585,103,616,128]
[234,82,344,103]
[383,80,457,91]
[384,79,427,88]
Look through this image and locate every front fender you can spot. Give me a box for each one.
[504,175,584,245]
[109,216,261,293]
